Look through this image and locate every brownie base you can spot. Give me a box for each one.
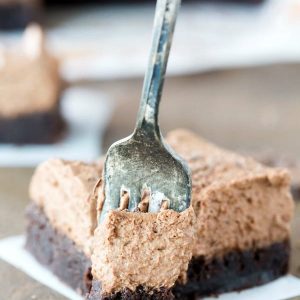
[88,282,174,300]
[25,203,92,295]
[0,3,41,30]
[0,105,65,144]
[25,203,290,299]
[173,241,290,299]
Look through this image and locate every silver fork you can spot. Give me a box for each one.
[99,0,191,222]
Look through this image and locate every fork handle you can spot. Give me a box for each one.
[135,0,181,137]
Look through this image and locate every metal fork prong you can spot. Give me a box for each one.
[138,190,150,212]
[148,191,165,212]
[99,186,121,223]
[119,191,130,210]
[138,201,149,212]
[127,188,141,211]
[160,199,169,211]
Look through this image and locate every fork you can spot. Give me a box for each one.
[99,0,191,222]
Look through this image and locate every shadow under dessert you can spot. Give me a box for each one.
[25,129,294,299]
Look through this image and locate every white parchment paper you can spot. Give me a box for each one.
[0,235,300,300]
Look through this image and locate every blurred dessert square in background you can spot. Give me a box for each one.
[0,24,65,145]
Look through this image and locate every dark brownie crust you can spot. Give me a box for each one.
[0,2,41,30]
[25,203,92,295]
[0,105,65,144]
[173,241,290,299]
[88,282,174,300]
[25,203,290,299]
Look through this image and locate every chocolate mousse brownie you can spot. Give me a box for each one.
[26,157,196,297]
[0,24,64,144]
[0,0,41,29]
[25,129,294,299]
[26,159,101,295]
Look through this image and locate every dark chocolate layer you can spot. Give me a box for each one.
[0,105,65,144]
[25,203,92,295]
[173,241,290,299]
[25,203,290,299]
[88,282,174,300]
[0,2,41,30]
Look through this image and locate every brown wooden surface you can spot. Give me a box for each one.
[94,63,300,155]
[0,63,300,299]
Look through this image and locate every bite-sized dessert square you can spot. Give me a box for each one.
[0,24,64,144]
[0,0,41,30]
[89,207,196,299]
[25,129,294,299]
[26,157,196,298]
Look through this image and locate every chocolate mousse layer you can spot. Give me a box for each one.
[29,159,101,256]
[251,151,300,201]
[167,130,294,260]
[89,208,195,299]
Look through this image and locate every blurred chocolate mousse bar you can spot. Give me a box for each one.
[0,0,41,29]
[0,24,64,144]
[25,130,294,299]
